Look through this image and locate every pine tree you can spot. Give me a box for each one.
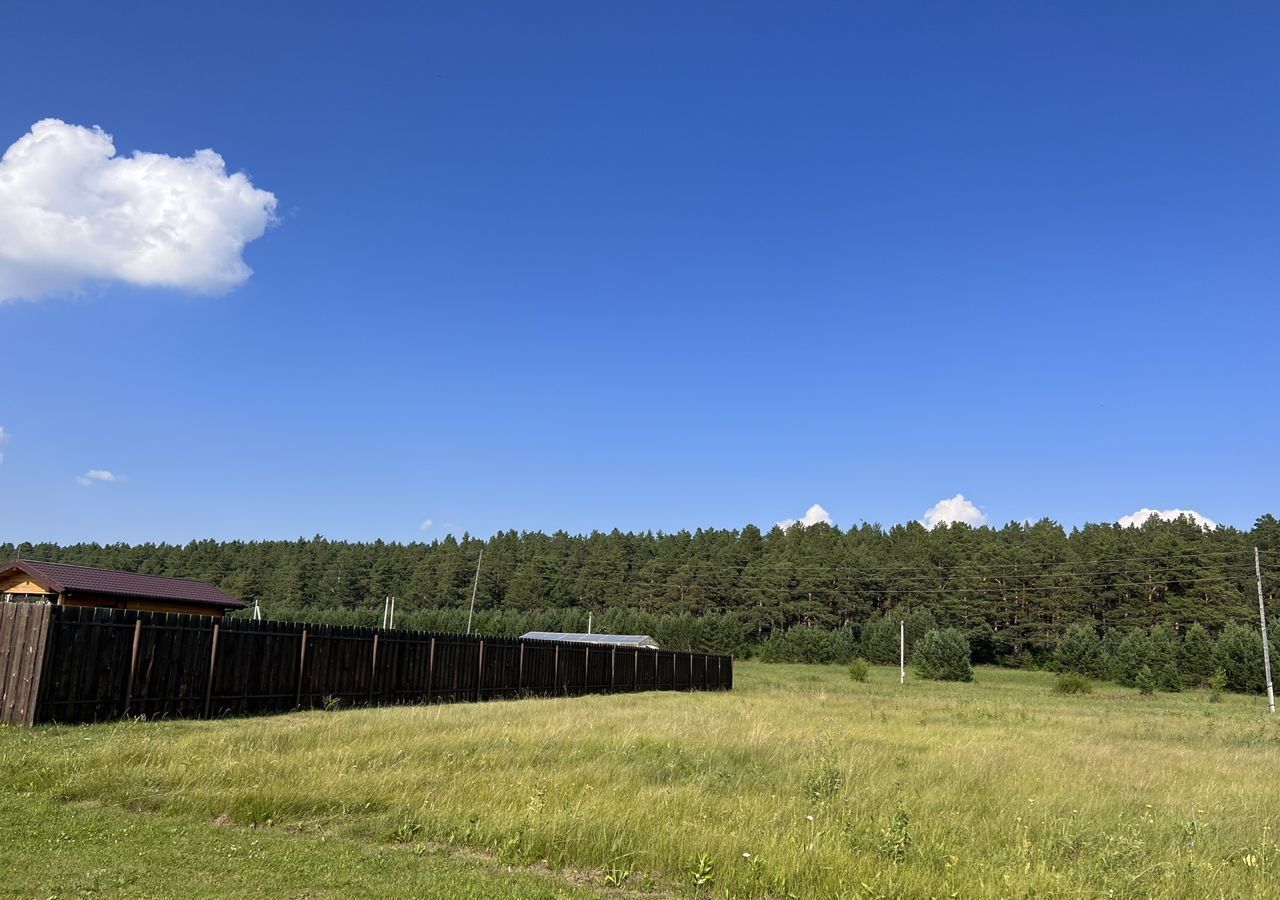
[860,615,900,665]
[912,629,973,682]
[1216,623,1265,694]
[1054,624,1105,677]
[1136,665,1157,695]
[903,609,939,660]
[1179,624,1216,687]
[1110,630,1154,687]
[1149,624,1182,691]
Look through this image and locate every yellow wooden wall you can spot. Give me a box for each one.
[0,572,54,596]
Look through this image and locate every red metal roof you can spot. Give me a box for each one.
[1,559,245,610]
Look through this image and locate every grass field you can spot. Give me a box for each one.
[3,662,1280,899]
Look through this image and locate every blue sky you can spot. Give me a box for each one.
[1,2,1276,544]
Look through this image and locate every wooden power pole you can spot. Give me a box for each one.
[466,548,483,635]
[900,620,905,685]
[1256,547,1275,714]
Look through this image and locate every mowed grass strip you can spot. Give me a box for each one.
[0,792,603,900]
[3,662,1280,898]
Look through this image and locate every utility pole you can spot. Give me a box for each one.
[1256,547,1275,714]
[900,620,905,685]
[466,548,483,635]
[388,596,396,630]
[252,598,262,621]
[382,596,390,629]
[588,611,593,635]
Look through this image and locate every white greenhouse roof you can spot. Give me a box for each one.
[520,632,660,649]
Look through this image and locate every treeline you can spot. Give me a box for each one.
[5,513,1278,666]
[761,609,1280,695]
[1050,621,1276,695]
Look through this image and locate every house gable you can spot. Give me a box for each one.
[0,569,56,597]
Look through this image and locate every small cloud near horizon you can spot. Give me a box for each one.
[418,518,433,532]
[1117,507,1216,530]
[777,503,832,530]
[76,469,124,486]
[921,494,987,529]
[0,119,277,302]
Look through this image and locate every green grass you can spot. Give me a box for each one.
[0,791,597,899]
[3,662,1280,898]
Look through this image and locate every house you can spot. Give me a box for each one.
[520,632,660,649]
[0,559,245,616]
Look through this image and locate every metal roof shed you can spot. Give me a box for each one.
[521,632,660,650]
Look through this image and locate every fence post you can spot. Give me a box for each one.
[426,637,435,702]
[295,628,308,708]
[633,649,639,692]
[554,645,560,696]
[203,623,220,719]
[124,618,142,716]
[610,647,616,693]
[518,641,525,691]
[369,632,379,705]
[689,651,694,690]
[584,645,589,695]
[476,639,485,702]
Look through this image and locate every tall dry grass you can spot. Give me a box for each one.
[3,662,1279,898]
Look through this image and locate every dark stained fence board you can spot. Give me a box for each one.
[0,603,52,726]
[657,651,675,690]
[614,648,637,692]
[6,604,732,725]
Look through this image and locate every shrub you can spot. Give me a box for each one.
[1208,667,1227,702]
[1156,660,1182,692]
[912,628,973,682]
[1054,625,1105,677]
[758,627,857,665]
[848,658,870,682]
[1052,672,1093,695]
[1136,665,1157,696]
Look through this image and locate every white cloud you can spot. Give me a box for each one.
[777,503,833,530]
[920,494,988,528]
[1118,507,1216,530]
[76,469,124,486]
[0,426,6,463]
[0,119,277,302]
[418,518,434,532]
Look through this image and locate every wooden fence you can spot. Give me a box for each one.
[0,604,732,726]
